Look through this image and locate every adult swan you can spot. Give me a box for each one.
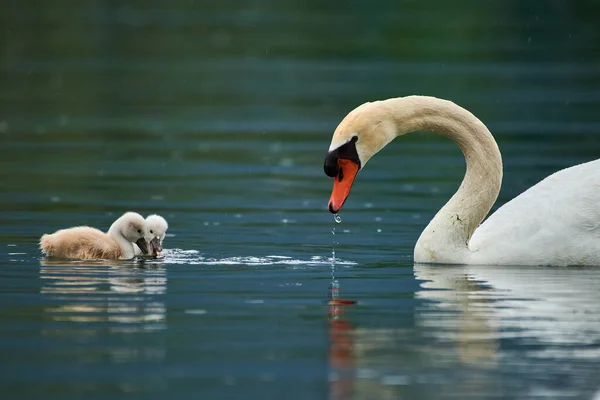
[323,96,600,266]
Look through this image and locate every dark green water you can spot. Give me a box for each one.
[1,1,600,399]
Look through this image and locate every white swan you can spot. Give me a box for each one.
[40,212,149,260]
[136,214,168,257]
[324,95,600,266]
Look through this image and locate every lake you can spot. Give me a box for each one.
[1,1,599,399]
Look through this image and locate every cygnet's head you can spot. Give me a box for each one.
[113,212,149,255]
[145,214,168,256]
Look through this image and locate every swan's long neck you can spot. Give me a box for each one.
[382,96,503,263]
[107,220,135,259]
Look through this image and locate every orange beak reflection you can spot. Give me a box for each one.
[328,159,359,213]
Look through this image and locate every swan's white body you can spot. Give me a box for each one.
[325,95,600,266]
[135,214,168,257]
[40,212,149,260]
[469,159,600,266]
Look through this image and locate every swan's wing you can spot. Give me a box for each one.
[40,226,120,259]
[469,159,600,266]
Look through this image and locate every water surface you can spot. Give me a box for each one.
[1,1,600,399]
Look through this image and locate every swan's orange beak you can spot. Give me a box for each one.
[328,159,359,213]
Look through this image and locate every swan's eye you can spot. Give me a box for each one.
[137,229,141,234]
[150,230,154,234]
[324,155,339,177]
[324,137,362,178]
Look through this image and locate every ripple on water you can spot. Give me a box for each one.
[160,249,357,267]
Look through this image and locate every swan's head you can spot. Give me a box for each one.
[324,101,398,213]
[145,214,168,257]
[116,212,149,255]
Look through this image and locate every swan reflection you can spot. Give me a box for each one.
[328,280,357,400]
[40,259,167,330]
[415,263,600,349]
[37,259,169,392]
[413,263,600,397]
[328,264,600,399]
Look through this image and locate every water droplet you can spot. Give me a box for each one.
[279,158,294,167]
[185,309,207,315]
[58,114,70,127]
[0,121,9,134]
[331,228,336,281]
[333,214,342,223]
[329,279,340,300]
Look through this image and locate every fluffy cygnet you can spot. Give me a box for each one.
[40,212,149,260]
[135,214,168,257]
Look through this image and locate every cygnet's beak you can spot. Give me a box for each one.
[150,237,162,256]
[136,237,150,255]
[328,159,359,214]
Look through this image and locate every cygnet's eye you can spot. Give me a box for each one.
[150,230,154,234]
[351,135,358,142]
[137,229,141,234]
